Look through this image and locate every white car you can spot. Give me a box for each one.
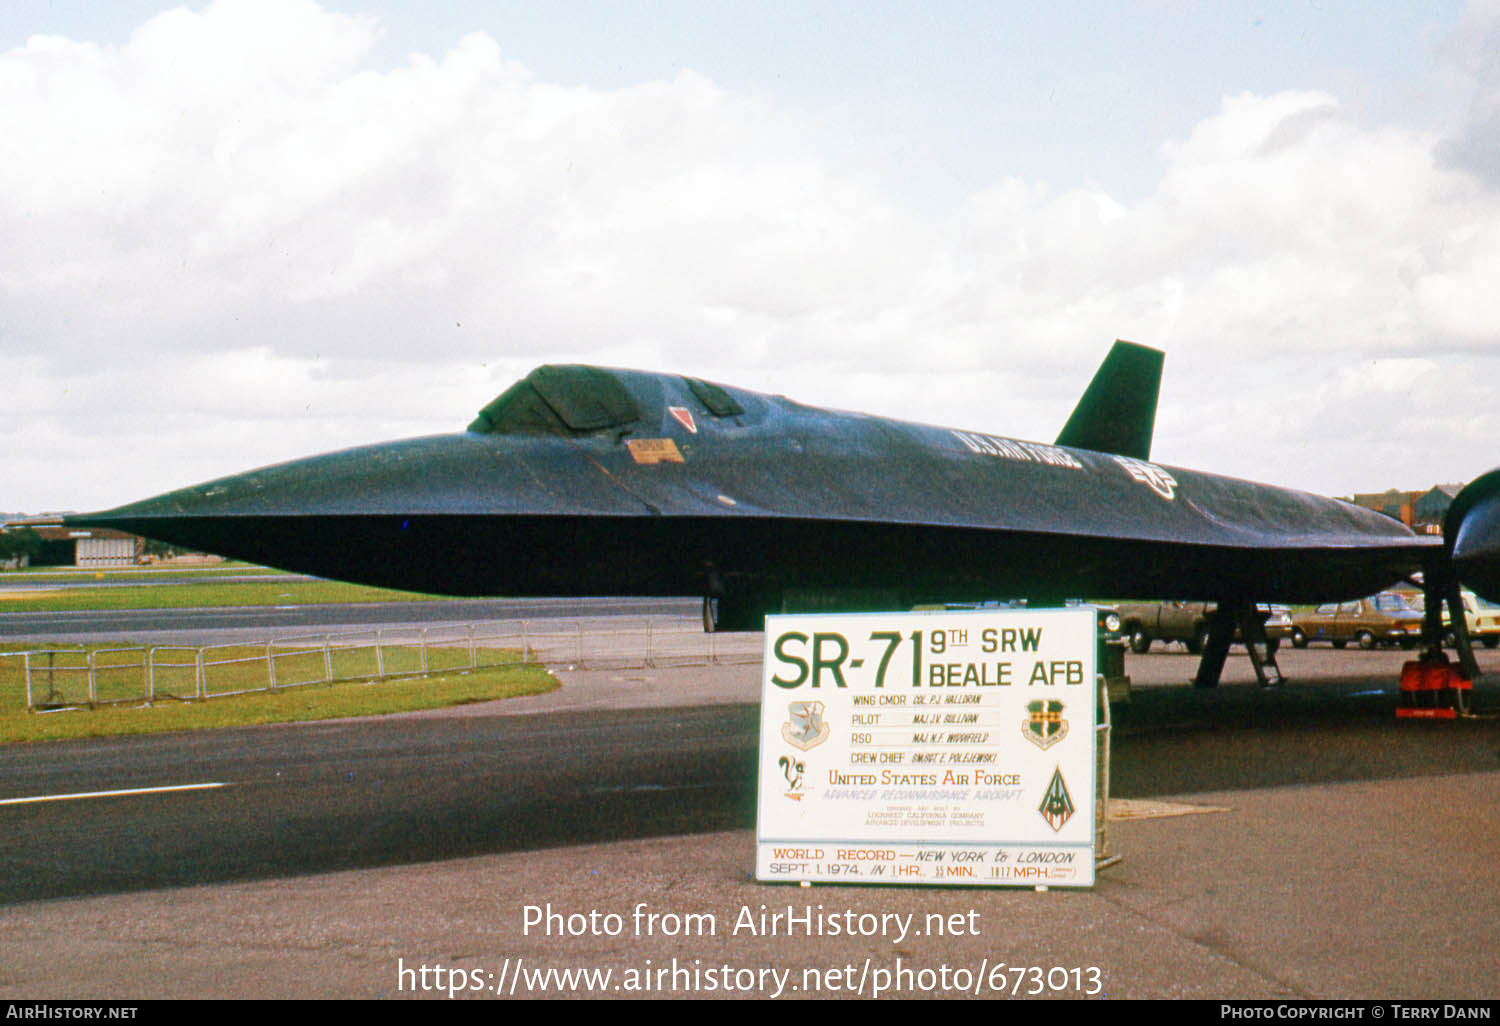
[1409,589,1500,649]
[1458,591,1500,648]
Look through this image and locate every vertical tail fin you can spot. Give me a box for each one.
[1054,340,1163,461]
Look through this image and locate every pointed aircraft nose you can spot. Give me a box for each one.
[65,431,654,595]
[76,433,541,521]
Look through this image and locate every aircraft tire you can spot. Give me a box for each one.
[1356,630,1375,650]
[1129,629,1151,654]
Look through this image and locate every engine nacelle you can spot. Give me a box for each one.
[1445,468,1500,605]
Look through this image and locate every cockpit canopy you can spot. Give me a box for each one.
[468,365,743,435]
[468,365,641,435]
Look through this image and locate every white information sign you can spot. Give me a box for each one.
[755,608,1097,887]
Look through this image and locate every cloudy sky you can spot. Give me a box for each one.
[5,0,1500,514]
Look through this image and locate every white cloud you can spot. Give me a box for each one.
[1436,0,1500,183]
[4,1,1500,513]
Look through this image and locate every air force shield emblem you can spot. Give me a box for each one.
[1022,699,1069,750]
[782,701,830,751]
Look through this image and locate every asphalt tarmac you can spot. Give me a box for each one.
[2,639,1498,1001]
[0,595,700,644]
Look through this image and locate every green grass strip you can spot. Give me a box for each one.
[0,643,558,744]
[0,578,450,612]
[0,561,284,584]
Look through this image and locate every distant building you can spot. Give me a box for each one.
[1348,484,1464,535]
[71,530,144,567]
[1413,484,1464,530]
[1352,488,1412,524]
[0,517,144,567]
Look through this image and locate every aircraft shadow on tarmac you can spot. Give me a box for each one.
[5,681,1498,905]
[1106,678,1500,796]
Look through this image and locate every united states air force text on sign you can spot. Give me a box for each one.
[755,608,1097,888]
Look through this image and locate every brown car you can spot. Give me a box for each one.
[1289,593,1425,650]
[1118,601,1293,654]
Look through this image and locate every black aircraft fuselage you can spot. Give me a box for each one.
[72,346,1457,618]
[74,341,1500,685]
[67,339,1500,689]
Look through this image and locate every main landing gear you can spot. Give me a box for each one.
[1399,564,1477,719]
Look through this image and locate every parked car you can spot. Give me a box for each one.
[1288,592,1424,649]
[933,599,1128,683]
[1118,601,1292,654]
[1406,589,1500,649]
[1261,605,1295,648]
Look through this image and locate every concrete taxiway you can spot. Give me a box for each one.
[0,595,700,645]
[1,641,1497,1000]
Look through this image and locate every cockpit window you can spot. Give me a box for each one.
[468,366,641,435]
[468,380,565,434]
[685,377,745,418]
[530,365,641,430]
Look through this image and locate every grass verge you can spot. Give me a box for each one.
[0,643,558,744]
[0,578,451,612]
[0,561,280,584]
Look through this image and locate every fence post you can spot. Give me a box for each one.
[420,627,429,674]
[376,629,386,679]
[266,641,277,691]
[322,636,333,684]
[147,648,156,705]
[24,652,32,711]
[521,621,529,665]
[88,649,98,708]
[467,624,476,670]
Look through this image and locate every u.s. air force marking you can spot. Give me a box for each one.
[755,608,1098,888]
[1023,699,1069,750]
[782,701,830,751]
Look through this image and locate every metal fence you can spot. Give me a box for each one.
[13,617,764,711]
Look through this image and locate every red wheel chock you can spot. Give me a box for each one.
[1398,656,1471,719]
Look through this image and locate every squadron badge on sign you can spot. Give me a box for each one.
[781,701,830,751]
[1022,699,1069,750]
[1038,767,1076,832]
[778,755,806,801]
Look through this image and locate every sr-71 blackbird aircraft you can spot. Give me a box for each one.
[68,341,1500,689]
